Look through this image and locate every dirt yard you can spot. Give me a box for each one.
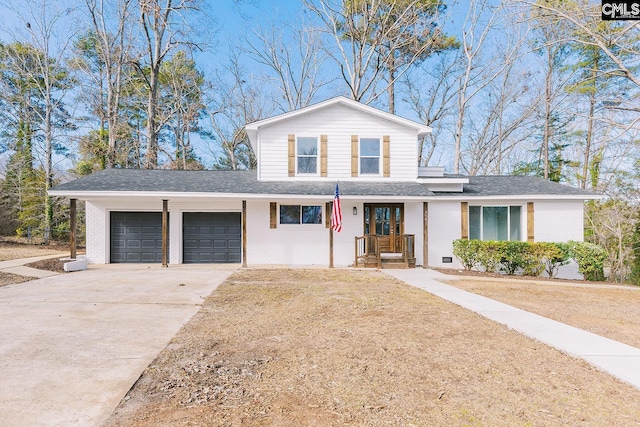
[0,240,66,262]
[105,269,640,426]
[0,241,66,286]
[443,276,640,349]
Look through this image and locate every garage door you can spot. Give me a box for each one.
[110,212,166,263]
[183,212,241,263]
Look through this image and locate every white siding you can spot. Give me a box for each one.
[404,202,425,266]
[257,104,419,181]
[534,200,584,243]
[83,196,584,268]
[427,201,462,268]
[247,199,340,266]
[426,199,585,269]
[85,201,107,264]
[246,200,425,267]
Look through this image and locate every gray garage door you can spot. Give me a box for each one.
[183,212,241,263]
[110,212,166,263]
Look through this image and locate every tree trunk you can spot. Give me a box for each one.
[387,50,395,114]
[146,63,160,169]
[44,94,53,243]
[543,47,552,181]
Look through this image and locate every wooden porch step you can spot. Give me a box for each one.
[356,254,416,269]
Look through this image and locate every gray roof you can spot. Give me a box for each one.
[436,175,597,197]
[50,169,436,197]
[50,169,597,198]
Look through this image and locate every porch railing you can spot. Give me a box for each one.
[402,234,415,268]
[354,234,381,268]
[354,234,415,268]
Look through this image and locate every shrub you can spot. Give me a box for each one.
[452,239,607,281]
[476,241,507,273]
[521,242,548,277]
[499,241,530,275]
[540,242,571,278]
[568,241,607,281]
[452,239,481,270]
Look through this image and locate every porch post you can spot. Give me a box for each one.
[423,202,428,268]
[242,200,247,268]
[162,199,168,267]
[69,198,77,259]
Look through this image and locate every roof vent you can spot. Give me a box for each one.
[418,166,444,178]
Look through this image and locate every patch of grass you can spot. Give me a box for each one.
[106,269,640,427]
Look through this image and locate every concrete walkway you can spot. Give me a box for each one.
[386,269,640,391]
[0,253,67,278]
[0,264,235,427]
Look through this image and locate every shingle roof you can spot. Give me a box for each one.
[449,175,596,197]
[50,169,436,197]
[50,169,597,198]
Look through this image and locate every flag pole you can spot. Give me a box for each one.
[329,181,342,268]
[329,222,334,268]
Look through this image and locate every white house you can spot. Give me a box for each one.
[49,96,598,269]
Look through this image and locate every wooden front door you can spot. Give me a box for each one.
[364,204,404,253]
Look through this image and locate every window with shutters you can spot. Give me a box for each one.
[469,205,522,241]
[360,138,380,175]
[297,137,318,174]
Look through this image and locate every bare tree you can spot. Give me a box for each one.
[463,61,541,175]
[2,0,77,240]
[205,50,273,170]
[304,0,455,111]
[79,0,135,168]
[157,50,205,169]
[135,0,201,169]
[452,0,528,174]
[517,0,640,88]
[404,54,460,166]
[244,21,329,112]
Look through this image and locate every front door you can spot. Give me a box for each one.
[364,204,404,253]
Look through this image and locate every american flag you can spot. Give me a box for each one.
[331,183,342,232]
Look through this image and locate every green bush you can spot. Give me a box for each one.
[476,240,506,273]
[452,239,605,280]
[452,239,481,270]
[539,242,571,278]
[499,241,529,275]
[521,242,549,277]
[568,241,607,281]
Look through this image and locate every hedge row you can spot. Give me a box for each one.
[452,239,607,281]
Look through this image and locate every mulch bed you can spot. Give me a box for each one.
[25,258,68,274]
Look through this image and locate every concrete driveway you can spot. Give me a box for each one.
[0,264,236,427]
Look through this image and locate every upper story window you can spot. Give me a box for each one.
[297,137,318,174]
[360,138,380,175]
[469,205,522,241]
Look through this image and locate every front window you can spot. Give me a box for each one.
[280,205,322,224]
[297,137,317,174]
[360,138,380,174]
[469,205,521,241]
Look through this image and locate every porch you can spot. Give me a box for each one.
[354,234,416,269]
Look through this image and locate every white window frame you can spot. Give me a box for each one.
[359,137,381,176]
[296,136,319,175]
[469,205,523,241]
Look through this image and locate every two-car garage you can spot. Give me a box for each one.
[110,211,241,264]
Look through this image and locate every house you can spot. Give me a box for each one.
[49,96,598,269]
